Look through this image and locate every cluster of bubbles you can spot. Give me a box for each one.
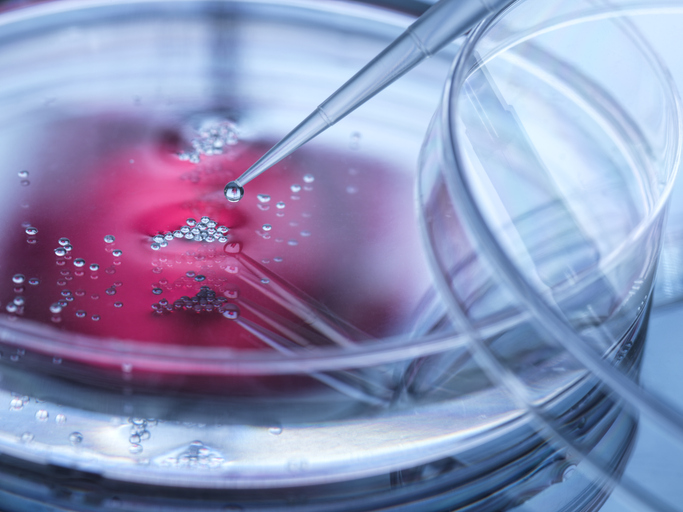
[150,285,238,317]
[177,120,239,163]
[5,274,38,315]
[18,169,30,187]
[150,217,229,250]
[128,417,154,455]
[159,440,227,469]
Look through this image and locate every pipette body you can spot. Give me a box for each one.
[225,0,515,201]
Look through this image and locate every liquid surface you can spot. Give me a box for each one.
[0,113,429,349]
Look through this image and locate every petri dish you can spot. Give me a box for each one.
[0,0,681,510]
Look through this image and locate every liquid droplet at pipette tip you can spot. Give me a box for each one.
[224,181,244,203]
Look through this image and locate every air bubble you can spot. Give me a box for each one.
[262,224,272,232]
[290,184,301,193]
[74,258,85,267]
[25,227,38,235]
[112,250,122,257]
[35,410,48,421]
[69,432,83,445]
[224,181,244,202]
[12,274,25,284]
[104,235,115,243]
[300,231,311,237]
[303,174,314,183]
[276,201,285,209]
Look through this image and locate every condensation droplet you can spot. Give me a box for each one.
[91,315,100,321]
[224,181,244,202]
[89,263,99,271]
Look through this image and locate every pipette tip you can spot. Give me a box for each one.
[224,181,245,202]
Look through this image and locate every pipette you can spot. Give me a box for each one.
[224,0,515,202]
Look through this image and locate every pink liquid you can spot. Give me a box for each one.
[2,113,426,354]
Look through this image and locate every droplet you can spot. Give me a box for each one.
[35,410,48,421]
[89,263,99,271]
[257,194,271,203]
[104,235,115,243]
[224,181,244,202]
[12,274,25,284]
[151,243,160,251]
[300,231,311,237]
[54,247,66,257]
[49,303,62,314]
[91,315,100,321]
[10,398,23,410]
[58,237,70,246]
[303,174,314,183]
[221,304,240,320]
[152,288,162,295]
[18,170,29,178]
[53,357,62,364]
[76,310,86,318]
[268,425,283,435]
[276,201,285,209]
[260,278,270,285]
[562,465,577,481]
[346,185,358,194]
[25,227,38,236]
[122,363,133,373]
[21,432,34,443]
[262,224,272,232]
[200,216,210,224]
[129,443,143,455]
[69,432,83,445]
[73,258,85,267]
[112,249,122,257]
[287,240,298,246]
[13,296,25,306]
[28,278,39,285]
[223,242,242,254]
[274,257,283,263]
[55,414,67,424]
[290,184,301,193]
[114,302,123,308]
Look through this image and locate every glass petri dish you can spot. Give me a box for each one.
[0,0,680,511]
